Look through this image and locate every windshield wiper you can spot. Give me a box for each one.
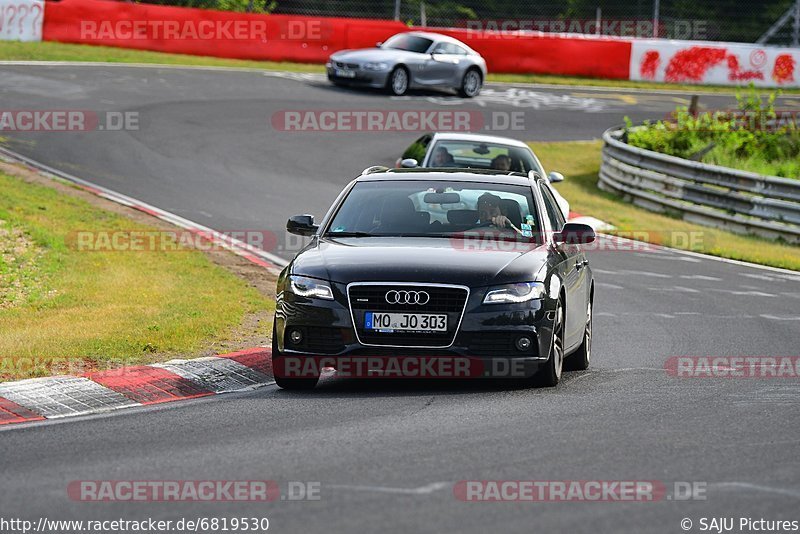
[325,231,377,238]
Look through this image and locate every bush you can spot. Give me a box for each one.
[625,86,800,179]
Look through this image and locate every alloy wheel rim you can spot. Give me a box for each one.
[585,302,592,363]
[393,70,408,94]
[464,71,481,95]
[553,304,564,379]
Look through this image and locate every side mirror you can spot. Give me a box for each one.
[400,158,418,168]
[376,41,383,47]
[548,171,565,183]
[555,223,595,244]
[287,214,318,236]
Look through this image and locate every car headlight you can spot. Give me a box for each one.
[362,62,388,71]
[289,275,334,300]
[483,282,545,304]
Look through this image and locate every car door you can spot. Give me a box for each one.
[540,183,586,350]
[418,42,461,86]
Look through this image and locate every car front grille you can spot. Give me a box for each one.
[334,61,360,69]
[348,284,469,348]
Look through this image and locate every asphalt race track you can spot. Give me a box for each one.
[1,64,800,533]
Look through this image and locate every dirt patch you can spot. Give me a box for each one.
[0,218,46,309]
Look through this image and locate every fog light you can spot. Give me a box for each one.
[289,329,303,345]
[516,336,532,351]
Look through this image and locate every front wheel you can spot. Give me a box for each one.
[458,69,482,98]
[564,300,592,371]
[272,327,319,390]
[387,67,410,96]
[533,299,564,387]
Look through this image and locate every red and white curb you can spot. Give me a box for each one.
[0,348,273,426]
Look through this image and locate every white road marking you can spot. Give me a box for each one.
[622,270,672,278]
[647,286,698,293]
[680,275,722,281]
[710,482,800,499]
[760,314,800,321]
[327,482,451,495]
[707,289,777,297]
[597,282,624,290]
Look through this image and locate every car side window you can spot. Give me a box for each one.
[432,43,448,54]
[539,184,565,232]
[452,45,468,55]
[402,134,431,160]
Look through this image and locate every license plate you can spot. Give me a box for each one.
[365,312,447,332]
[335,68,356,78]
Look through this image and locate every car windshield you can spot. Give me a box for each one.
[382,34,434,53]
[425,141,539,173]
[326,180,540,242]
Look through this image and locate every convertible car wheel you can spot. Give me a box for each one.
[458,69,482,98]
[388,67,410,96]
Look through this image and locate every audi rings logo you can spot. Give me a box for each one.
[385,290,430,305]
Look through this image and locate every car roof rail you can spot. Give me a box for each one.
[361,165,390,175]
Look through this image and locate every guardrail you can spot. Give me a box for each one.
[599,127,800,244]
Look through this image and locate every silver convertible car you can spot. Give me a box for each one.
[396,132,571,218]
[326,31,487,97]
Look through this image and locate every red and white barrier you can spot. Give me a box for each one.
[32,0,800,87]
[631,40,799,87]
[0,0,44,41]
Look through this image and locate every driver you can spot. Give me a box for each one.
[431,146,456,167]
[490,154,511,171]
[477,193,511,229]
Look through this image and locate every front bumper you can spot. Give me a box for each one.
[274,282,555,379]
[326,66,391,89]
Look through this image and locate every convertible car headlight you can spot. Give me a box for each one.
[362,62,389,71]
[483,282,545,304]
[289,275,334,300]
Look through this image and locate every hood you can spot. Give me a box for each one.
[330,48,421,64]
[291,237,549,287]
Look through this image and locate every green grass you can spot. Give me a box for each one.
[4,40,799,94]
[0,171,273,380]
[530,140,800,271]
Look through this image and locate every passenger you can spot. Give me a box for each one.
[477,192,511,228]
[490,154,511,171]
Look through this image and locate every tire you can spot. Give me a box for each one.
[458,68,482,98]
[564,299,592,372]
[533,299,565,387]
[387,66,410,96]
[272,327,319,390]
